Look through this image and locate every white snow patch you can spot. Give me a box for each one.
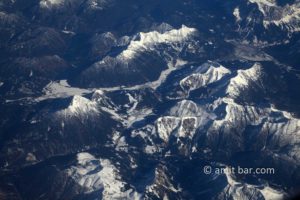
[233,7,242,22]
[68,95,98,114]
[62,30,76,35]
[36,80,92,102]
[144,145,157,154]
[58,95,99,118]
[86,0,109,10]
[260,186,285,200]
[40,0,64,8]
[26,153,37,162]
[126,93,138,113]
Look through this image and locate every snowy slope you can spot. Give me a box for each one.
[67,153,142,199]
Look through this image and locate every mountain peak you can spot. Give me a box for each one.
[227,63,262,98]
[120,25,197,60]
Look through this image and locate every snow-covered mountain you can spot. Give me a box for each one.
[67,152,142,199]
[1,0,300,199]
[119,25,197,60]
[180,62,231,93]
[226,63,262,98]
[77,25,198,87]
[228,0,300,46]
[248,0,300,33]
[40,0,113,10]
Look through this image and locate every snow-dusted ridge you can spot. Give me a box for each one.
[210,96,300,161]
[223,166,285,200]
[248,0,300,32]
[78,24,196,90]
[180,62,231,93]
[40,0,111,10]
[119,25,197,60]
[67,95,98,114]
[58,95,99,117]
[248,0,276,14]
[40,0,64,8]
[226,63,262,97]
[86,0,112,10]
